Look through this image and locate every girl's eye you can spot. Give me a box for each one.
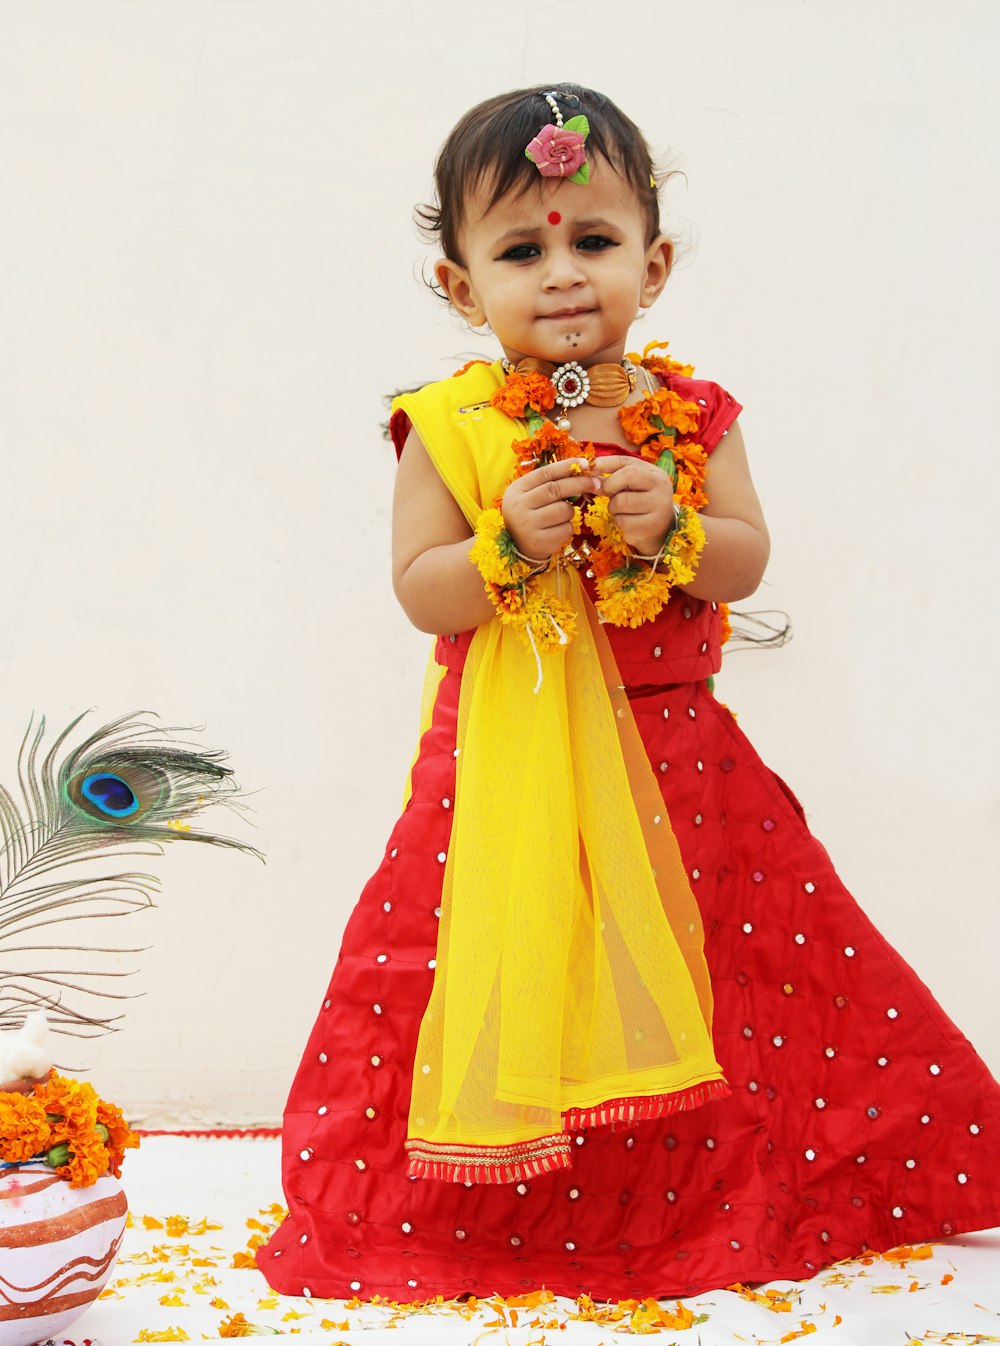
[498,244,540,261]
[577,235,617,252]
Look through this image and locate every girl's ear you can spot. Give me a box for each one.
[639,237,674,310]
[434,257,487,327]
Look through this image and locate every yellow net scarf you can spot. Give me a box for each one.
[393,364,727,1184]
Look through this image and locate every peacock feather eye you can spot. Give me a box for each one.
[79,772,139,818]
[66,763,167,823]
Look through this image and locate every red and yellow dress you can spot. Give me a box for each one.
[259,362,1000,1302]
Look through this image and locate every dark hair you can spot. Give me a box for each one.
[417,84,663,266]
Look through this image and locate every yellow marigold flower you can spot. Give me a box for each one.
[596,568,674,628]
[0,1092,52,1162]
[584,496,627,551]
[470,510,531,586]
[519,590,577,649]
[719,602,732,645]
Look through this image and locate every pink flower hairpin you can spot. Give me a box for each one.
[525,91,590,184]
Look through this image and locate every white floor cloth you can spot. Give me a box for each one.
[68,1134,999,1346]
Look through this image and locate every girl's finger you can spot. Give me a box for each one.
[523,465,601,500]
[530,501,576,529]
[609,492,649,516]
[596,459,662,491]
[592,454,639,475]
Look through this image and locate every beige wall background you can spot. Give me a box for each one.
[1,0,997,1124]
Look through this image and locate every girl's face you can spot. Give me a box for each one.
[435,158,673,368]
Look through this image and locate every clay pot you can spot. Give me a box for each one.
[0,1161,126,1346]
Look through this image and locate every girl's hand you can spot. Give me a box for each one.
[596,454,677,556]
[502,458,601,561]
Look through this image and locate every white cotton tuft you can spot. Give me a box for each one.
[0,1010,53,1087]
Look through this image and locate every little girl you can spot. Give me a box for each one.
[260,84,1000,1302]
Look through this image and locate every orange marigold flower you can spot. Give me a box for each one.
[618,400,658,444]
[451,358,490,377]
[519,371,557,413]
[511,420,576,465]
[632,339,694,376]
[674,470,708,511]
[620,390,702,444]
[719,602,732,645]
[490,372,555,417]
[219,1311,278,1337]
[97,1098,140,1177]
[627,340,696,377]
[673,440,708,475]
[588,546,624,580]
[490,584,525,615]
[34,1070,99,1137]
[639,433,674,465]
[218,1313,251,1338]
[642,354,696,376]
[0,1092,52,1162]
[56,1125,112,1189]
[650,388,701,436]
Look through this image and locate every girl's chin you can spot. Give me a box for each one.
[501,338,628,367]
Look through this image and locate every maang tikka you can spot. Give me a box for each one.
[524,90,591,184]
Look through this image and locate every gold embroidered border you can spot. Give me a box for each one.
[405,1133,571,1167]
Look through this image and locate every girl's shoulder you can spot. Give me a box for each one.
[389,361,502,461]
[659,371,743,455]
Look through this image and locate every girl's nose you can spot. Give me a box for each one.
[542,246,586,289]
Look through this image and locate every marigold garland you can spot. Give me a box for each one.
[0,1067,139,1187]
[473,341,710,646]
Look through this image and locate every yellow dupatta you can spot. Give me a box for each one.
[393,363,727,1183]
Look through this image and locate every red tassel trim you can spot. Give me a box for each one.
[562,1078,731,1132]
[405,1079,729,1183]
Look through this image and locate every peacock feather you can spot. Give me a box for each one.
[0,711,259,1038]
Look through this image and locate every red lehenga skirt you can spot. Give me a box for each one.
[259,597,1000,1302]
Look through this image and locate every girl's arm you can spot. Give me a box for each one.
[682,420,770,601]
[392,429,494,635]
[598,420,769,603]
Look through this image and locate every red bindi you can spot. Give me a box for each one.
[547,211,561,225]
